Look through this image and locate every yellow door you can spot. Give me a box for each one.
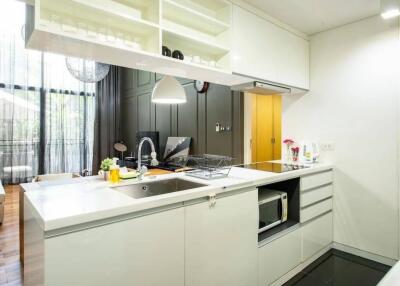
[251,94,282,163]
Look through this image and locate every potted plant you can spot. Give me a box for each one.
[99,158,114,181]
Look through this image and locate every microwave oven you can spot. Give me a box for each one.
[259,191,288,233]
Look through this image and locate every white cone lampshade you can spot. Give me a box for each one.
[151,75,187,104]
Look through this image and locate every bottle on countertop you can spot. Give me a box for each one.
[110,158,120,184]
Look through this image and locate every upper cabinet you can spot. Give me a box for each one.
[232,5,309,89]
[161,0,232,71]
[25,0,309,89]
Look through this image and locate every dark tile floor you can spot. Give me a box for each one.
[284,249,390,286]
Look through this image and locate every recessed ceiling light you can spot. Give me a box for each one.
[381,0,400,19]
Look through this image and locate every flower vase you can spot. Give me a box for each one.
[286,146,292,164]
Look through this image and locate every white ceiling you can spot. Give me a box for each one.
[243,0,380,35]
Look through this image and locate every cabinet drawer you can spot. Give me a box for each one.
[258,229,301,286]
[301,198,332,223]
[301,171,333,191]
[302,212,333,261]
[301,185,333,208]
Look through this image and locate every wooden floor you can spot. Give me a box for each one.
[0,186,22,286]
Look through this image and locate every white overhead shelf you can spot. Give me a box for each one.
[71,0,159,27]
[163,0,230,36]
[27,26,248,85]
[38,0,160,53]
[169,0,232,21]
[26,0,237,84]
[162,27,230,57]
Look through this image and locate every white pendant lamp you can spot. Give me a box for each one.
[381,0,400,19]
[151,75,187,104]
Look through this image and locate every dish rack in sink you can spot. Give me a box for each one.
[183,154,233,180]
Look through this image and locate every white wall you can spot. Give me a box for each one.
[282,16,400,259]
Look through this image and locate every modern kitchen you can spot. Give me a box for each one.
[0,0,399,285]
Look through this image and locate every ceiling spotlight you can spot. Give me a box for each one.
[381,0,400,19]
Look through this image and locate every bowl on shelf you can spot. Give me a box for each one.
[162,46,172,57]
[172,50,184,60]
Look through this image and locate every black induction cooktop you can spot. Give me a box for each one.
[238,162,310,173]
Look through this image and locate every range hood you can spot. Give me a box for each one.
[232,81,292,95]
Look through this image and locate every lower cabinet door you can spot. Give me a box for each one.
[302,212,333,261]
[258,229,301,286]
[185,189,259,286]
[44,208,185,286]
[258,229,302,286]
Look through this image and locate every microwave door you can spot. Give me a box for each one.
[259,197,283,233]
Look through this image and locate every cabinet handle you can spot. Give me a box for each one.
[208,193,217,208]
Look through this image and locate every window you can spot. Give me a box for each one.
[0,0,96,184]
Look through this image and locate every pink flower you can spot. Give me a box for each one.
[283,139,295,145]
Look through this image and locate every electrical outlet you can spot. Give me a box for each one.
[320,142,335,151]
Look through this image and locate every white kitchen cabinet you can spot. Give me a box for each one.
[302,212,333,261]
[44,208,185,286]
[185,189,258,286]
[258,228,302,286]
[275,29,309,89]
[232,5,309,89]
[232,5,279,83]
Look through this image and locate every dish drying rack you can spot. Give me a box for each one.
[182,154,234,180]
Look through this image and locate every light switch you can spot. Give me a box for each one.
[320,142,335,151]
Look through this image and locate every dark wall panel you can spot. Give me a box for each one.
[120,68,244,163]
[121,92,137,155]
[155,104,172,156]
[177,85,199,155]
[232,91,244,164]
[205,85,233,157]
[136,71,154,93]
[137,92,152,132]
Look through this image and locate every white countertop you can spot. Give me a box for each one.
[22,163,333,232]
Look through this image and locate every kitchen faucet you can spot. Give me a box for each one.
[137,137,159,180]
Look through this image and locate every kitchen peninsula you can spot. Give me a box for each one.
[22,163,333,286]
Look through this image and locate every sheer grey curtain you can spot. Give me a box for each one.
[0,2,41,184]
[92,66,121,175]
[42,53,96,174]
[0,1,96,184]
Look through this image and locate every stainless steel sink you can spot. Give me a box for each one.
[112,178,207,199]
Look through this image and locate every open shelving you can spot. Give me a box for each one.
[163,0,230,35]
[257,178,300,245]
[162,28,230,70]
[38,0,160,53]
[161,0,232,71]
[165,0,232,24]
[72,0,160,24]
[26,0,239,83]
